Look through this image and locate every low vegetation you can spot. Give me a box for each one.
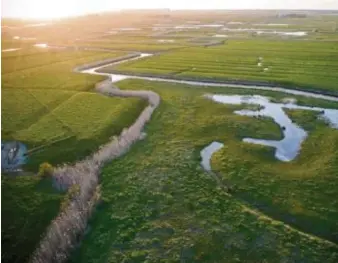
[104,40,338,94]
[37,162,53,178]
[1,47,147,263]
[2,49,126,91]
[72,40,187,52]
[2,175,63,263]
[1,46,145,169]
[2,11,338,263]
[9,91,146,169]
[212,111,338,243]
[71,79,338,263]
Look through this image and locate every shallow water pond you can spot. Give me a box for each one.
[79,52,338,163]
[205,94,338,162]
[200,142,224,171]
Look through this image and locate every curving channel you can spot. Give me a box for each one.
[80,52,338,164]
[206,94,338,162]
[80,52,338,102]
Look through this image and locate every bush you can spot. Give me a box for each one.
[37,162,53,178]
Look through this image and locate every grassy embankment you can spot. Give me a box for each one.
[71,79,338,263]
[102,39,338,95]
[1,48,146,263]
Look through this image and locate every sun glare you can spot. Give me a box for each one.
[3,0,273,20]
[17,0,83,20]
[2,0,338,20]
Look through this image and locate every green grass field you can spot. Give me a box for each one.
[104,40,338,94]
[1,46,145,169]
[212,111,338,243]
[70,79,338,263]
[2,11,338,263]
[2,89,146,169]
[71,40,187,52]
[1,90,146,263]
[1,49,127,90]
[1,46,147,263]
[2,176,63,263]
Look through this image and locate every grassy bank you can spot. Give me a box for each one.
[71,79,338,263]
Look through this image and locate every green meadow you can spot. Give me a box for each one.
[1,46,146,168]
[1,46,146,263]
[103,40,338,95]
[71,79,338,263]
[2,10,338,263]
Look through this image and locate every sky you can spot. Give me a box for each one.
[2,0,338,19]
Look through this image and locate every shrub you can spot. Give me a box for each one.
[37,162,53,178]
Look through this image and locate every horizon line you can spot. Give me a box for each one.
[2,8,338,21]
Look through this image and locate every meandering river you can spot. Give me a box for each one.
[79,52,338,163]
[80,53,338,102]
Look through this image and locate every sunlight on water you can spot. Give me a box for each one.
[208,94,338,161]
[34,43,48,48]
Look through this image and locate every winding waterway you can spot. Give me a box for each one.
[79,52,338,163]
[206,94,338,162]
[78,52,338,163]
[32,51,338,262]
[80,53,338,102]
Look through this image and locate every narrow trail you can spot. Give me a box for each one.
[31,52,338,263]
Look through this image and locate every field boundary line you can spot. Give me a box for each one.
[210,171,338,247]
[240,201,338,246]
[27,90,76,135]
[2,51,125,76]
[172,67,192,76]
[1,86,93,92]
[27,135,76,156]
[49,45,145,54]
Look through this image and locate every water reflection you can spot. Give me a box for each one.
[79,53,338,103]
[208,94,338,161]
[200,142,224,171]
[34,43,48,48]
[79,53,338,162]
[2,48,21,52]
